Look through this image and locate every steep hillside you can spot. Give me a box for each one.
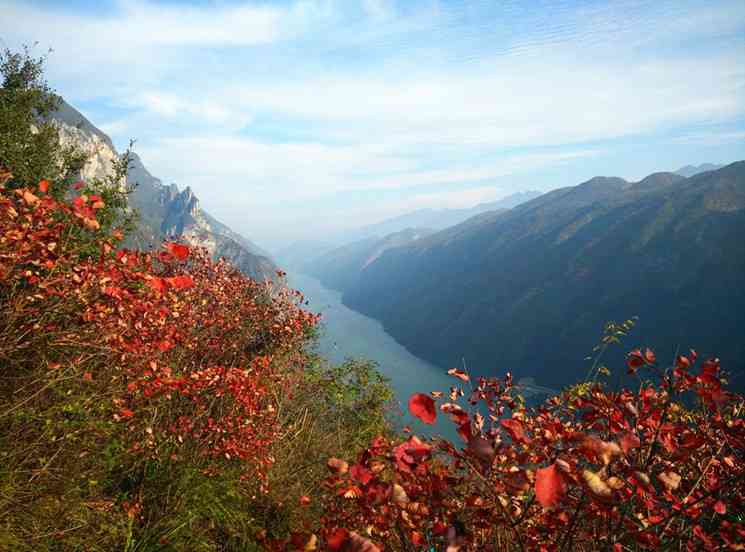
[51,100,276,281]
[343,163,745,389]
[304,228,433,292]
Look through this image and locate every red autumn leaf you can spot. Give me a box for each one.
[148,277,167,293]
[350,464,374,485]
[626,349,646,373]
[501,418,530,444]
[38,180,49,193]
[166,275,194,290]
[119,408,134,419]
[714,500,726,515]
[327,528,349,551]
[618,431,641,455]
[299,495,311,506]
[164,242,190,261]
[393,436,431,473]
[535,463,566,508]
[447,367,470,382]
[157,340,173,352]
[699,358,720,384]
[440,402,469,424]
[408,393,437,424]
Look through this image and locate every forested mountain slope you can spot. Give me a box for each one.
[342,163,745,389]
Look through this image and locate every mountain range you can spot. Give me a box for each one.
[309,163,744,389]
[301,228,434,292]
[349,190,542,241]
[52,100,277,281]
[276,192,542,271]
[675,163,724,178]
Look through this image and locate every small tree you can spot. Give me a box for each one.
[0,45,135,247]
[0,45,86,188]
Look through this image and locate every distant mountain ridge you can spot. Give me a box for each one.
[303,228,434,292]
[675,163,724,178]
[332,190,542,245]
[336,163,745,390]
[277,190,542,271]
[51,100,276,281]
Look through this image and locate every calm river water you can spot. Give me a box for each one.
[287,272,459,437]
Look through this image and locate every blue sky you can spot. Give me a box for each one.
[2,0,744,247]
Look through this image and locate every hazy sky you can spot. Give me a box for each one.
[2,0,744,247]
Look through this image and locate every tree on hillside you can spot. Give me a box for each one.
[0,45,87,188]
[0,45,134,241]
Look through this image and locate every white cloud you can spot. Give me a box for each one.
[2,0,743,245]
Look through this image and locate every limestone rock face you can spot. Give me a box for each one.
[51,99,277,281]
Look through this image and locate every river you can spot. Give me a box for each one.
[287,272,461,438]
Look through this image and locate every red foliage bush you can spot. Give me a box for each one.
[300,358,744,550]
[3,178,743,550]
[0,179,319,544]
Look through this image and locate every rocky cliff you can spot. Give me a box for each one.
[51,100,277,281]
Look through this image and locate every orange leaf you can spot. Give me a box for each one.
[22,190,40,206]
[38,180,49,193]
[408,393,436,425]
[535,463,566,508]
[327,458,349,475]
